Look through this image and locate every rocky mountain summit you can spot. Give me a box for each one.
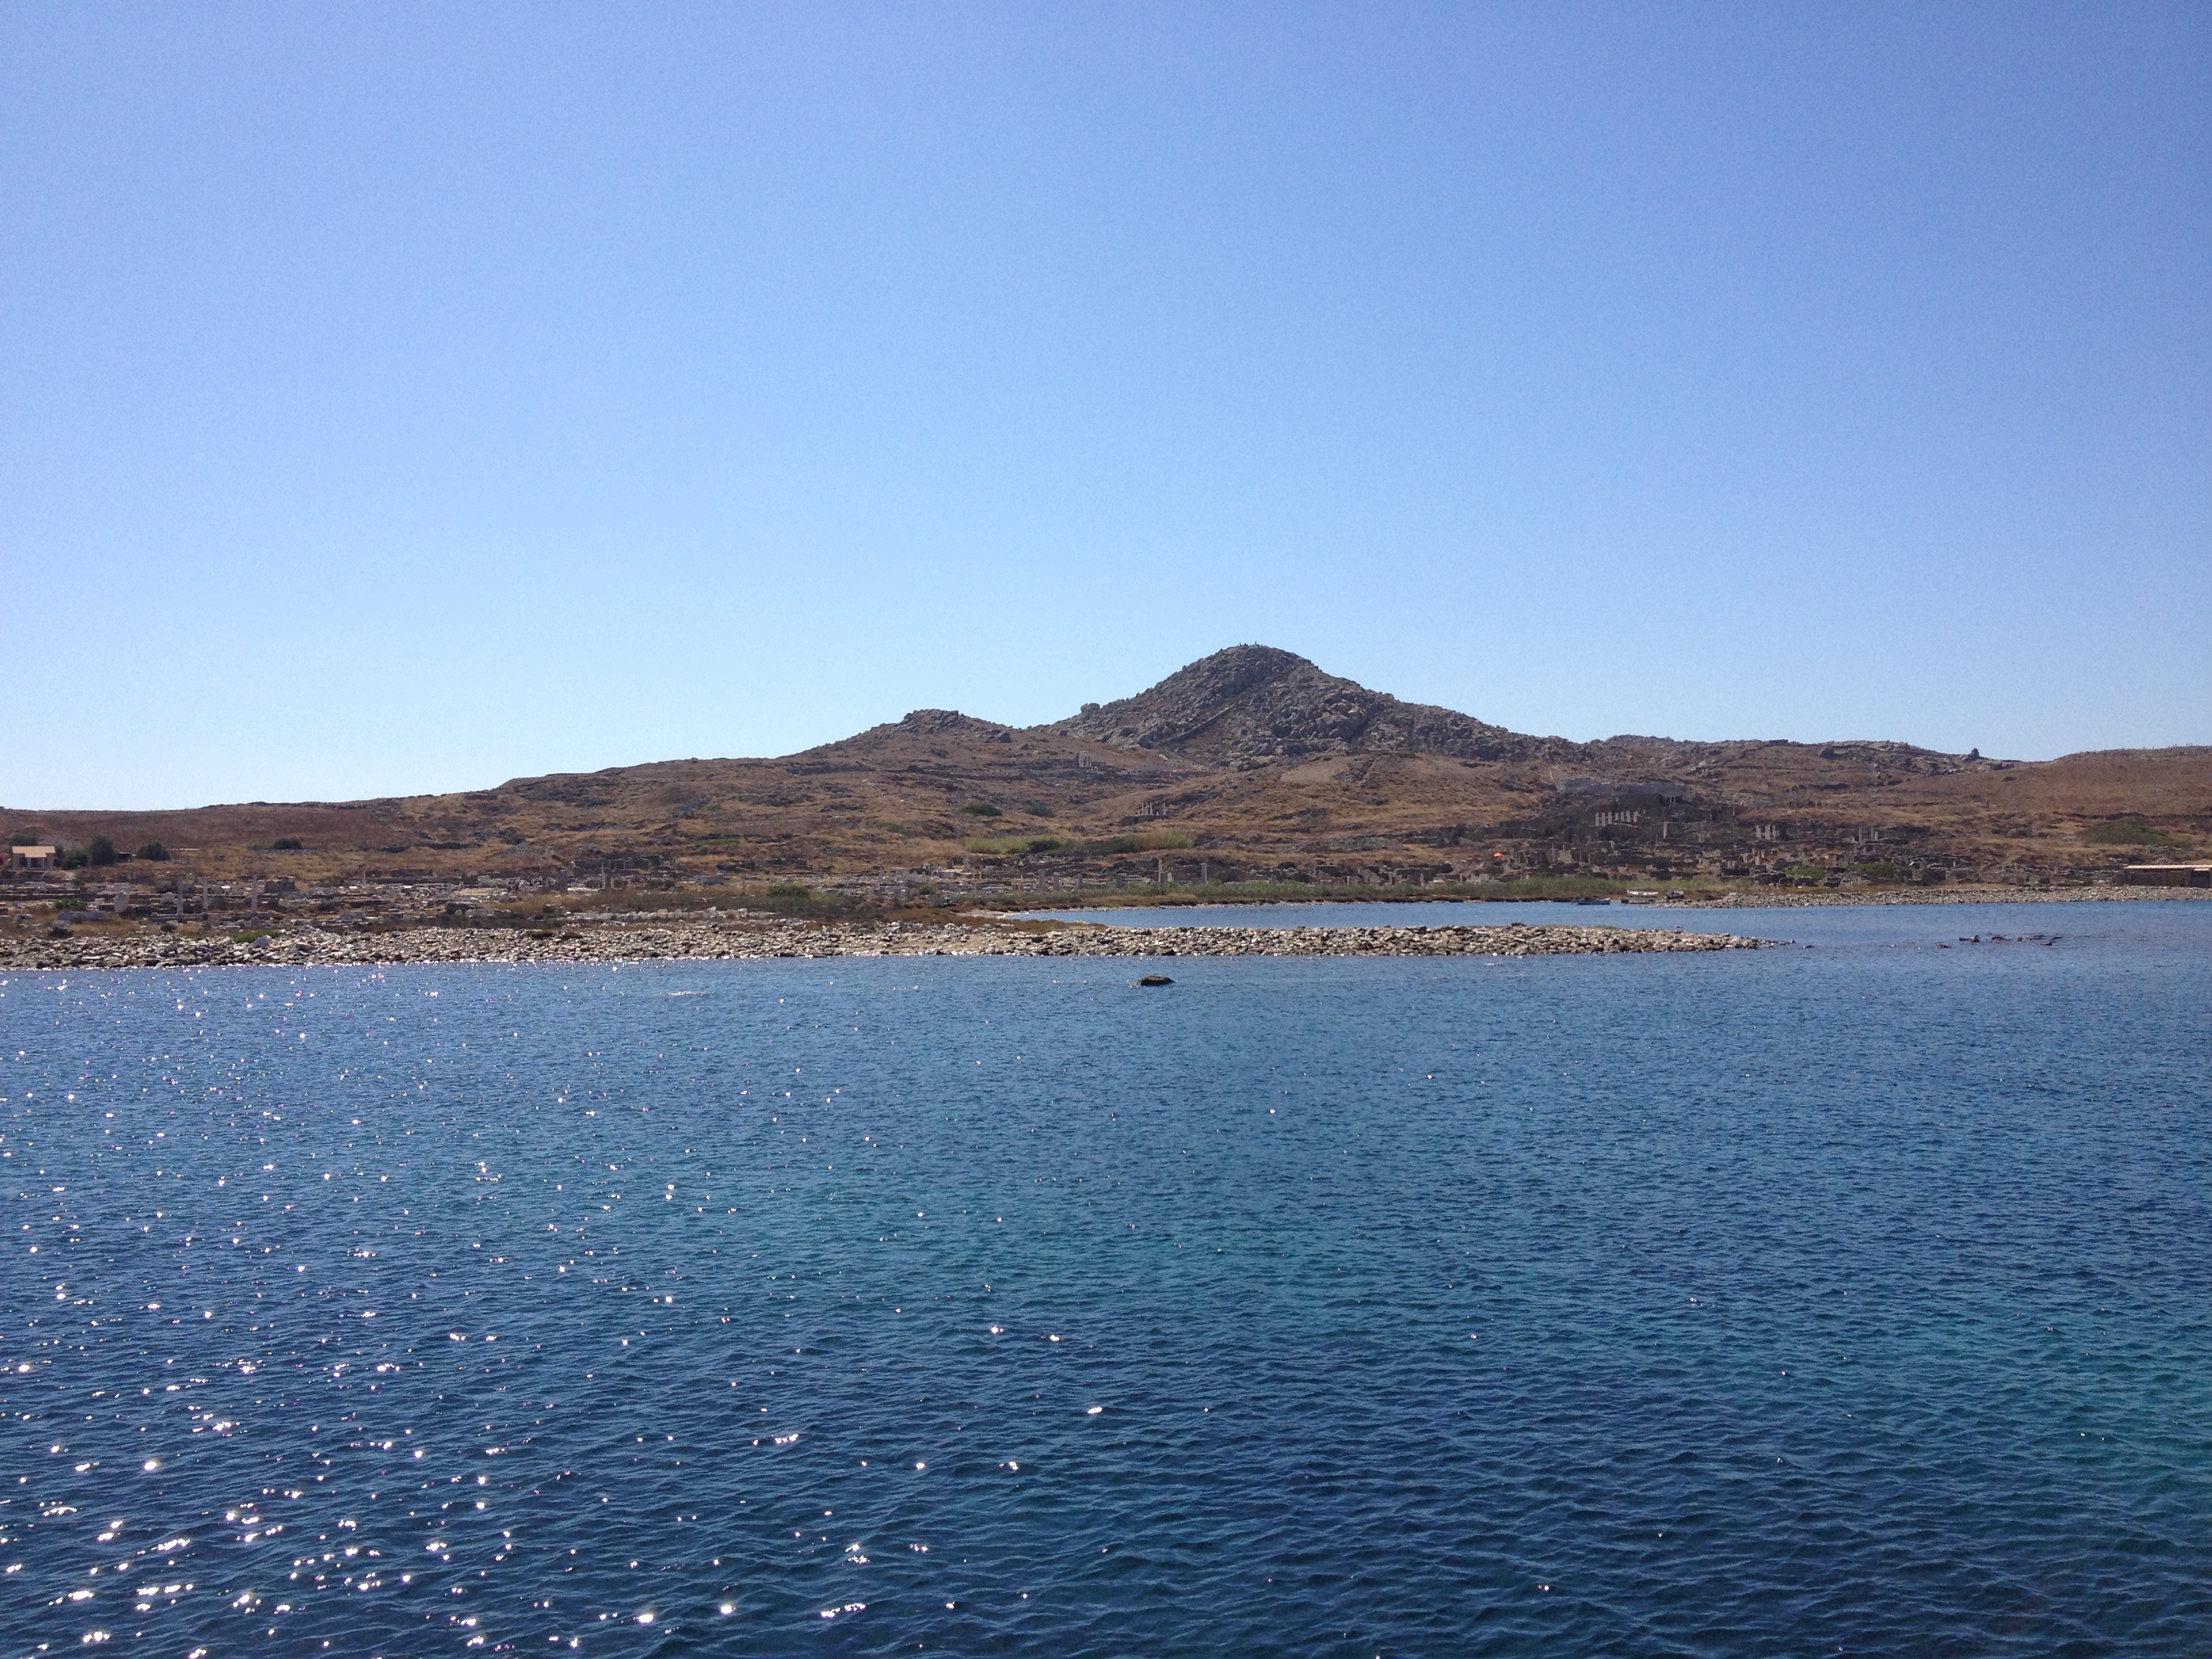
[1039,645,1975,779]
[1045,644,1573,766]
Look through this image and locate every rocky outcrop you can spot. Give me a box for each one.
[1042,644,1576,766]
[832,708,1022,750]
[886,709,1010,739]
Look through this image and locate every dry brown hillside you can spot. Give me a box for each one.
[5,647,2205,897]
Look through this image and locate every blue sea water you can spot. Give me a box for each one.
[3,903,2209,1656]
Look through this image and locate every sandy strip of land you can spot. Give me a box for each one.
[0,917,1770,972]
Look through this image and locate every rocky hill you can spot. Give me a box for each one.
[3,647,2205,897]
[1048,643,1563,766]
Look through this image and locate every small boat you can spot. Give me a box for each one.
[1574,897,1611,906]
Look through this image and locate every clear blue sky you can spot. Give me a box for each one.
[4,2,2205,808]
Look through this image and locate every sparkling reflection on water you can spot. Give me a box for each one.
[4,910,2209,1654]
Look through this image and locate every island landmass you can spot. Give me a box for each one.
[5,645,2205,966]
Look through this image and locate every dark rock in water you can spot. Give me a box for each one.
[1136,974,1174,987]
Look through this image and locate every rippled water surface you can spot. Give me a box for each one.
[5,905,2209,1655]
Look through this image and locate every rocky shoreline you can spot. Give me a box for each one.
[1005,884,2212,918]
[0,916,1770,972]
[1692,885,2211,909]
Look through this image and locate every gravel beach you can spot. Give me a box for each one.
[1,916,1770,972]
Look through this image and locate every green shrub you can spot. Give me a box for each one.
[85,836,117,867]
[1082,832,1195,855]
[1856,861,1898,879]
[964,834,1077,855]
[2082,820,2175,846]
[962,803,1002,818]
[272,837,304,851]
[766,883,813,899]
[136,841,171,861]
[963,830,1196,857]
